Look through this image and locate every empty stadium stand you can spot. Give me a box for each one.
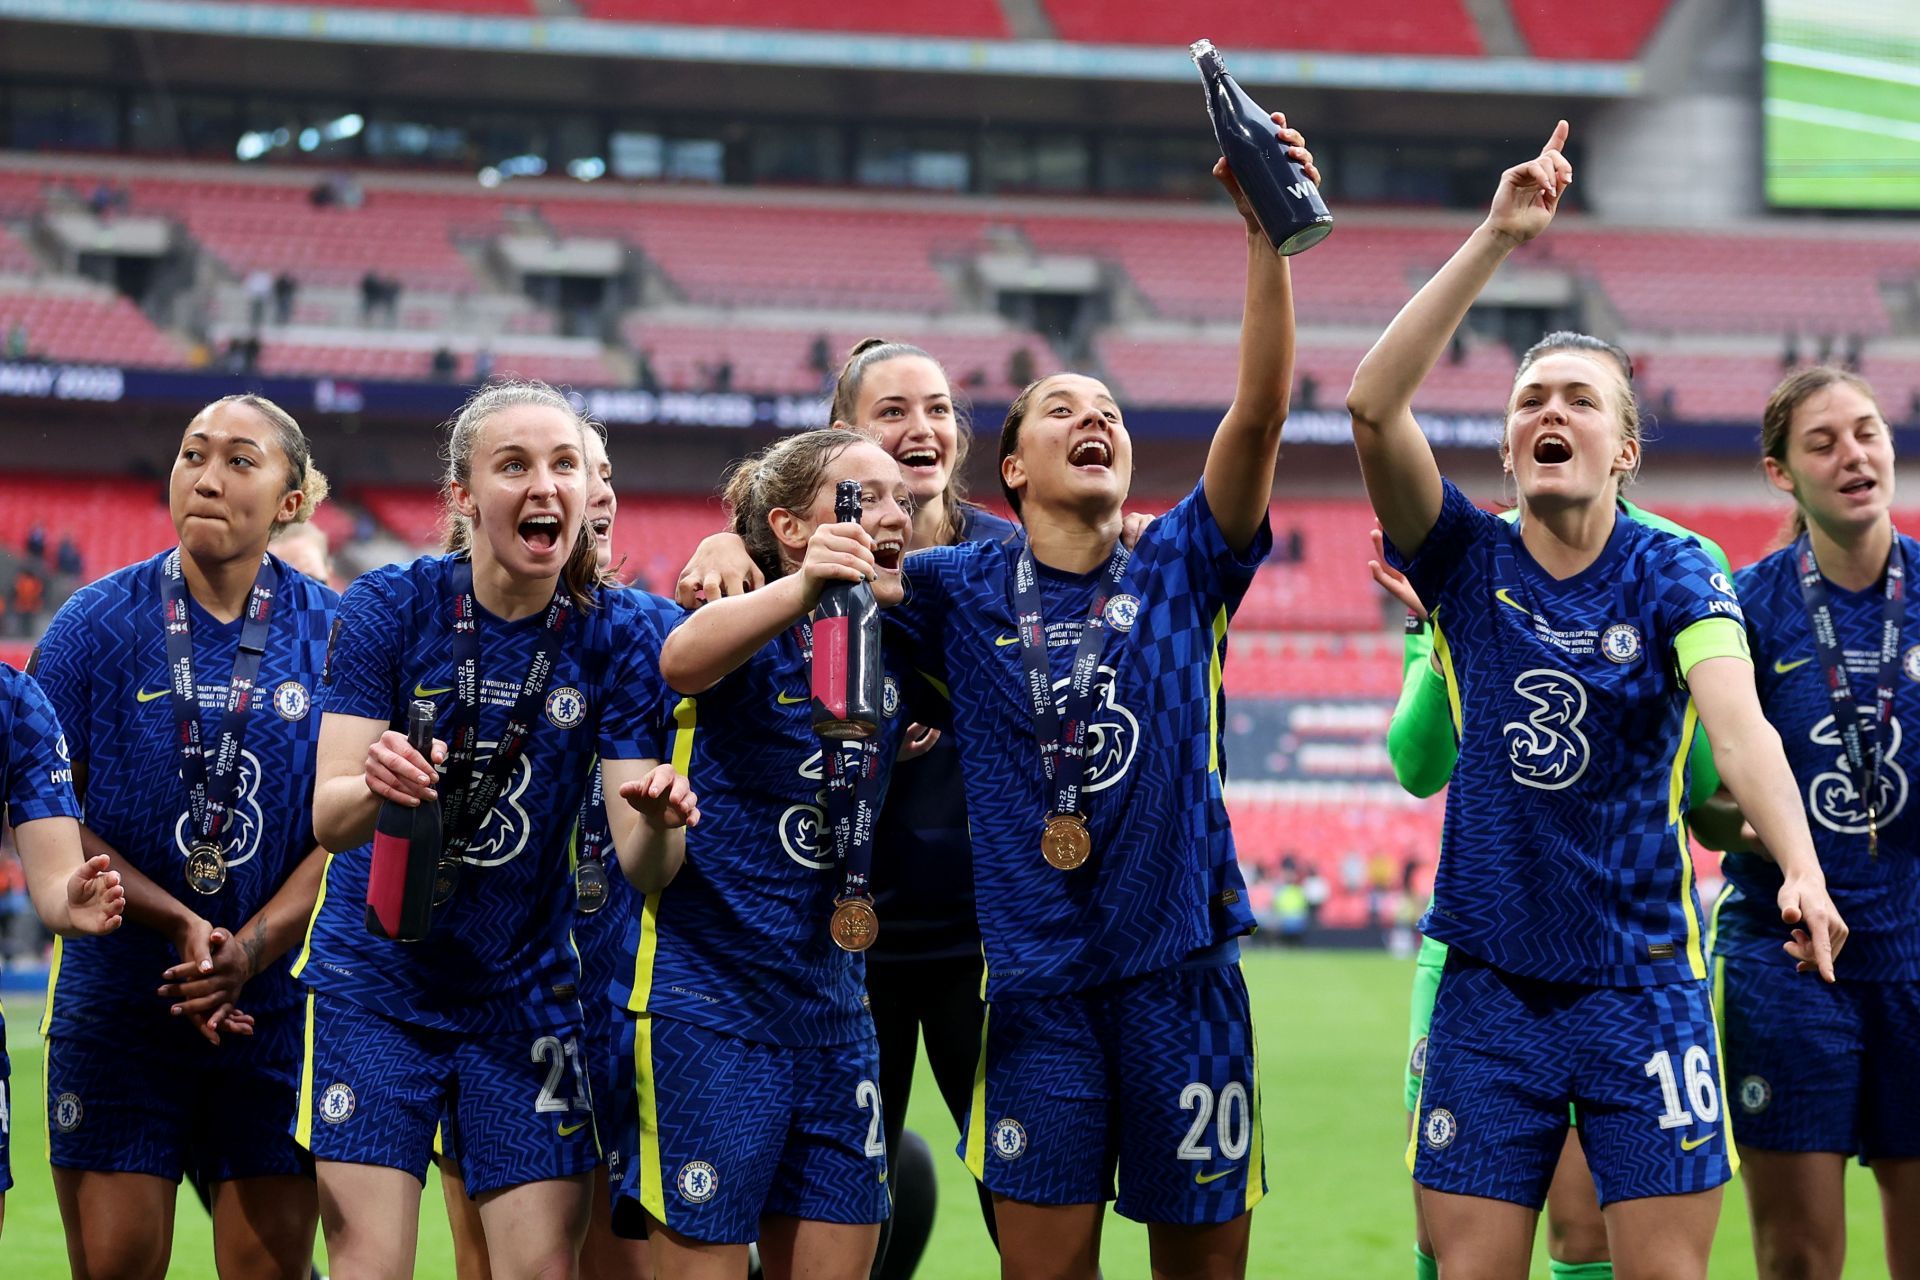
[0,284,189,368]
[576,0,1009,37]
[1041,0,1481,55]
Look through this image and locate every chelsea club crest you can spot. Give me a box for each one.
[545,686,586,729]
[273,680,310,721]
[1601,624,1642,664]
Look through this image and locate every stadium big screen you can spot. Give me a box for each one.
[1764,0,1920,208]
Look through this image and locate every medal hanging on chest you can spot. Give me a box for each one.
[433,560,574,900]
[797,622,886,952]
[1010,542,1132,872]
[159,550,278,896]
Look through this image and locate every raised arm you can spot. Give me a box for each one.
[1688,654,1846,980]
[1349,121,1572,556]
[1202,115,1319,553]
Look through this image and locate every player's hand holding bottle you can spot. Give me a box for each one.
[364,728,449,807]
[799,519,877,607]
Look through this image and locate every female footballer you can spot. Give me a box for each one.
[34,394,336,1279]
[300,381,688,1279]
[675,338,1017,1262]
[435,423,660,1280]
[878,118,1316,1280]
[1349,121,1846,1280]
[629,428,912,1279]
[0,660,125,1241]
[1695,367,1920,1280]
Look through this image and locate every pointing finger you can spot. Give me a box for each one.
[1544,119,1569,156]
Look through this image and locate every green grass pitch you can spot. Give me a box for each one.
[1,951,1897,1276]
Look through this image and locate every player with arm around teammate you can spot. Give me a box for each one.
[1691,368,1920,1280]
[1348,122,1846,1280]
[33,394,335,1280]
[675,338,1019,1267]
[628,429,911,1280]
[0,661,125,1241]
[881,122,1316,1280]
[300,381,689,1280]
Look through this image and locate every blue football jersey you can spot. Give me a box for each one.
[1387,480,1743,987]
[2,663,80,828]
[885,481,1266,1001]
[870,502,1020,962]
[1719,537,1920,981]
[296,556,675,1035]
[624,629,903,1047]
[32,553,337,1036]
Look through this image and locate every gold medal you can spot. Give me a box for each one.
[1040,813,1091,871]
[829,897,879,952]
[184,842,228,895]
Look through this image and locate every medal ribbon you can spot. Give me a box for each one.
[1795,532,1904,845]
[1010,541,1132,823]
[795,624,885,901]
[438,559,574,858]
[159,549,277,853]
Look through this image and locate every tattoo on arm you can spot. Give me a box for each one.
[241,917,269,979]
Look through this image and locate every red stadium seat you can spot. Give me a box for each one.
[1508,0,1673,60]
[0,288,189,368]
[1041,0,1481,55]
[622,320,1061,397]
[574,0,1008,37]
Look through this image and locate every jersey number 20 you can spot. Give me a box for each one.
[1177,1081,1251,1162]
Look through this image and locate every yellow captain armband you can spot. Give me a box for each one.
[1675,616,1751,681]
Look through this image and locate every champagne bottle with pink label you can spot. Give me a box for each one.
[365,699,443,941]
[810,479,884,740]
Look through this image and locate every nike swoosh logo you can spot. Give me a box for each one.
[1194,1166,1239,1185]
[1679,1133,1715,1151]
[995,634,1020,647]
[1773,657,1812,675]
[557,1119,589,1137]
[776,691,808,705]
[1494,588,1529,614]
[414,683,453,698]
[136,688,169,703]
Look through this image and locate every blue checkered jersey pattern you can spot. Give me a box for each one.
[1386,480,1740,987]
[297,557,676,1034]
[624,629,903,1047]
[1720,538,1920,980]
[1,664,79,827]
[885,481,1266,1001]
[33,553,337,1034]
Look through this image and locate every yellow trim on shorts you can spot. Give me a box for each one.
[1404,1072,1424,1175]
[1709,955,1741,1177]
[38,935,62,1035]
[1245,1017,1265,1214]
[290,851,335,981]
[632,1013,667,1224]
[964,1005,991,1181]
[1667,700,1707,979]
[294,990,318,1150]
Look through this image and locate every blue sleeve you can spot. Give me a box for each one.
[3,667,80,824]
[600,599,681,762]
[1656,539,1744,661]
[1141,481,1271,605]
[30,593,96,770]
[1382,479,1496,612]
[888,546,958,681]
[320,571,403,723]
[1733,564,1771,670]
